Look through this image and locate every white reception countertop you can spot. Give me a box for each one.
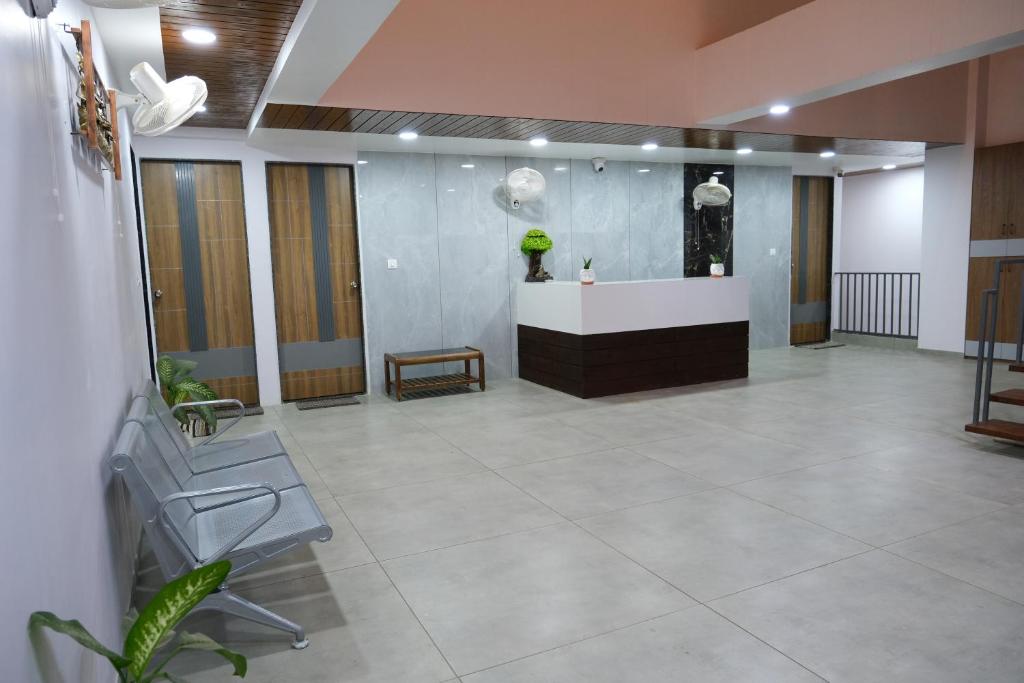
[517,277,750,336]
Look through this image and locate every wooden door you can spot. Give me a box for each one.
[141,160,259,404]
[266,163,365,400]
[965,256,1022,344]
[971,146,1003,241]
[790,176,833,344]
[1005,143,1024,239]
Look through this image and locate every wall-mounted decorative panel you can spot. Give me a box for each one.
[629,162,685,280]
[734,166,794,349]
[684,164,734,278]
[570,158,630,282]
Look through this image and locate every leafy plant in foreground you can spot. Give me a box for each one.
[156,355,219,433]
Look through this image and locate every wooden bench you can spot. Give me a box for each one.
[384,347,485,401]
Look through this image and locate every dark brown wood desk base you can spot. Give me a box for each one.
[517,322,748,398]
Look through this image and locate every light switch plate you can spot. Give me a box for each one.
[387,259,399,269]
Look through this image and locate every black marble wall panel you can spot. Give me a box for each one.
[684,163,734,278]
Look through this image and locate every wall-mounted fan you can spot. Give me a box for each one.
[692,175,732,210]
[116,62,207,136]
[505,167,546,210]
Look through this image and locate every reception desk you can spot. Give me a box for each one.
[517,278,750,398]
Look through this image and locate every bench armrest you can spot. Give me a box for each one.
[170,398,245,447]
[159,483,282,564]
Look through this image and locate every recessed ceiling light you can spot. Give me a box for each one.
[769,104,790,115]
[819,150,836,158]
[357,160,368,165]
[882,163,896,170]
[460,163,475,169]
[736,147,753,155]
[554,166,567,172]
[637,168,651,173]
[713,171,725,175]
[182,28,216,44]
[196,105,206,113]
[641,143,658,151]
[529,137,548,147]
[398,131,418,140]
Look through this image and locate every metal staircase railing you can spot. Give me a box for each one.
[972,258,1024,424]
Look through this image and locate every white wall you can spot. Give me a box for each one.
[0,1,149,681]
[131,129,358,406]
[838,167,924,272]
[919,145,974,352]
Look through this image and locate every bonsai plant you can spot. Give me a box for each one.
[156,355,219,436]
[580,257,595,285]
[30,561,246,682]
[520,228,554,282]
[709,254,725,278]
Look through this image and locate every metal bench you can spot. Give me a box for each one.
[135,380,286,473]
[110,417,333,648]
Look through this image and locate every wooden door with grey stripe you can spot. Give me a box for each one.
[790,176,834,345]
[141,160,259,404]
[266,163,366,400]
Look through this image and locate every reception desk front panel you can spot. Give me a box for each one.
[517,279,750,398]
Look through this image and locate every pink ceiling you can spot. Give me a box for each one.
[318,0,809,127]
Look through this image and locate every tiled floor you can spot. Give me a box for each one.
[172,346,1024,682]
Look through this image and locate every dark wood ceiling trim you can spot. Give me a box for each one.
[256,105,940,156]
[160,0,302,129]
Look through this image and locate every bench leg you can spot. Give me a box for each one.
[196,589,309,649]
[395,364,403,401]
[384,360,392,396]
[478,354,486,391]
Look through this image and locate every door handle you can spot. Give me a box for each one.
[350,281,359,289]
[153,289,163,300]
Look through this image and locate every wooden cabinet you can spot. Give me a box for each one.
[971,142,1024,240]
[966,257,1024,343]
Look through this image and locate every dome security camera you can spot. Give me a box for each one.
[591,157,607,173]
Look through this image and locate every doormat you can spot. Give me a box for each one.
[296,395,361,410]
[795,341,845,350]
[213,405,264,418]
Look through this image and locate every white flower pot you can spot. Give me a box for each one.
[710,263,725,278]
[580,268,596,285]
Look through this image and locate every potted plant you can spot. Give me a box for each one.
[580,257,595,285]
[30,561,246,682]
[709,255,725,278]
[156,355,219,437]
[521,228,554,282]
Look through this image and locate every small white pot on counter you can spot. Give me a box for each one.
[580,268,596,285]
[710,263,725,278]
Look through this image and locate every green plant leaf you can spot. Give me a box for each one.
[29,611,131,670]
[176,632,247,677]
[123,562,231,680]
[156,356,175,387]
[170,359,198,385]
[170,387,191,426]
[520,228,553,255]
[177,378,217,401]
[193,404,217,433]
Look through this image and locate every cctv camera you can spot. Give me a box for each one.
[591,157,606,173]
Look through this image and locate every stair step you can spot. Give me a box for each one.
[965,419,1024,442]
[1009,363,1024,373]
[990,389,1024,406]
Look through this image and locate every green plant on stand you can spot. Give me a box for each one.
[156,355,219,436]
[30,561,246,682]
[520,228,554,282]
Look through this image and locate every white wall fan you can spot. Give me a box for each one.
[116,62,207,136]
[692,175,732,210]
[505,167,546,210]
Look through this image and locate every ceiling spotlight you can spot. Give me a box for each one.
[529,137,548,147]
[819,150,836,158]
[398,131,418,140]
[882,163,896,170]
[641,143,658,151]
[357,160,368,165]
[460,163,475,169]
[637,168,651,173]
[736,147,753,155]
[182,28,216,44]
[769,104,790,115]
[712,171,725,175]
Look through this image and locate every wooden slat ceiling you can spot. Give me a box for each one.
[160,0,303,129]
[257,104,938,157]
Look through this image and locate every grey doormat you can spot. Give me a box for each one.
[214,405,264,418]
[296,395,361,410]
[795,341,846,350]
